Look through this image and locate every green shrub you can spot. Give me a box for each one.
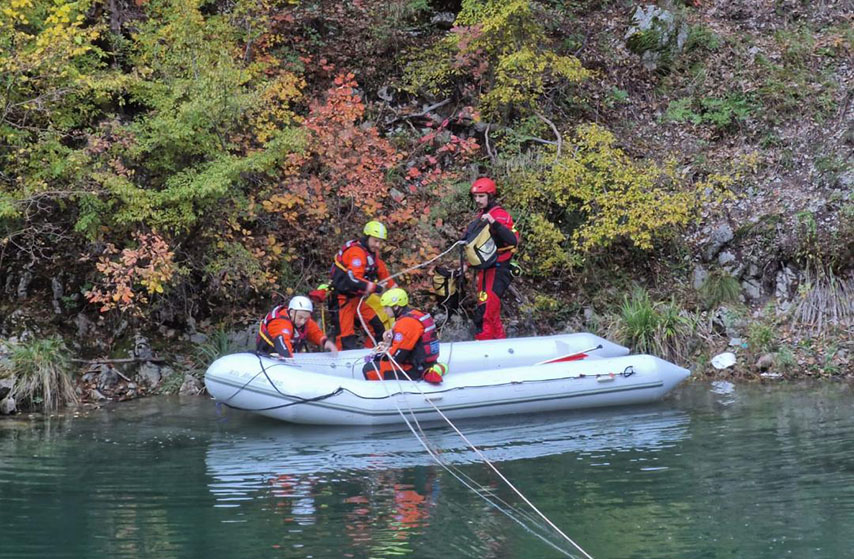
[699,271,741,309]
[193,329,245,370]
[747,322,778,353]
[0,338,78,412]
[775,346,796,371]
[610,288,694,362]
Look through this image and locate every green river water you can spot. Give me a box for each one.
[1,382,852,559]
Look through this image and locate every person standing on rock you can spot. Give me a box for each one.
[461,177,520,340]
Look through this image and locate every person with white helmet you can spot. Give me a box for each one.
[329,220,397,350]
[256,295,337,358]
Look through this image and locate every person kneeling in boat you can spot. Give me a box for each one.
[362,288,444,384]
[256,296,338,359]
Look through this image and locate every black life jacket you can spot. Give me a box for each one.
[330,239,379,294]
[403,309,439,370]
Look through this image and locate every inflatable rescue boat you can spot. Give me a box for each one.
[204,333,690,426]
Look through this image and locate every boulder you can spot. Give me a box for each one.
[87,389,108,401]
[775,265,798,302]
[0,396,16,415]
[717,251,736,266]
[137,361,162,388]
[702,223,734,262]
[742,278,763,301]
[189,332,208,345]
[97,366,120,390]
[755,353,776,371]
[179,374,203,396]
[0,376,13,400]
[75,313,96,339]
[133,333,153,361]
[692,265,708,290]
[625,5,689,71]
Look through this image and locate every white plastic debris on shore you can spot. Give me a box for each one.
[711,351,737,370]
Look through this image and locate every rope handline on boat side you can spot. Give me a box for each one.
[366,359,579,558]
[380,352,597,559]
[215,352,344,412]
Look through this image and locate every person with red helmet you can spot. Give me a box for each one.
[462,177,520,340]
[329,221,397,350]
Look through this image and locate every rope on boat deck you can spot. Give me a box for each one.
[374,352,597,559]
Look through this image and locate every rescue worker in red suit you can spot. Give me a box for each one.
[362,288,444,384]
[330,221,397,350]
[463,177,519,340]
[256,296,338,358]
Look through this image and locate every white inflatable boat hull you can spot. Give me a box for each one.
[204,333,690,426]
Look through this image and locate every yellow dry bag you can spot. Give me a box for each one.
[364,293,393,331]
[464,221,498,269]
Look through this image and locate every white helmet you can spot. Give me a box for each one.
[288,295,313,313]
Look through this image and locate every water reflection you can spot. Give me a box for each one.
[3,386,853,559]
[204,406,689,557]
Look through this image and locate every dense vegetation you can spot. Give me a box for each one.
[1,0,851,410]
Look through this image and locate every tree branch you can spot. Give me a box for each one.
[534,109,562,159]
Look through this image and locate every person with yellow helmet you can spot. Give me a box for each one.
[256,296,338,358]
[329,221,397,350]
[362,288,444,384]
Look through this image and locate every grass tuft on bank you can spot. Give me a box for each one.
[0,337,78,412]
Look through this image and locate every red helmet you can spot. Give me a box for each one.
[470,177,497,195]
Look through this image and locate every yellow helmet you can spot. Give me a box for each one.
[379,287,409,308]
[363,220,388,240]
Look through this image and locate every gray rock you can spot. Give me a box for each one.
[137,362,161,388]
[0,377,13,399]
[87,389,108,401]
[756,353,776,371]
[625,5,689,71]
[17,270,32,300]
[76,313,96,339]
[742,279,762,301]
[179,374,203,396]
[189,332,208,345]
[133,333,153,360]
[227,326,256,351]
[692,265,708,290]
[775,265,798,300]
[430,12,456,27]
[98,366,120,389]
[703,223,734,262]
[0,396,16,415]
[745,263,761,279]
[717,251,736,266]
[51,276,64,315]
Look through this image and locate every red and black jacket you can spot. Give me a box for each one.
[464,203,519,263]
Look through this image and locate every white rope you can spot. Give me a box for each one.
[381,240,465,285]
[367,360,580,558]
[381,351,596,559]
